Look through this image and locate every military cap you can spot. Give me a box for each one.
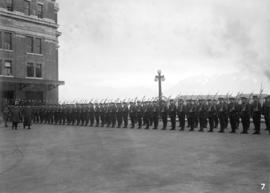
[218,97,224,100]
[241,96,247,100]
[229,97,235,100]
[265,95,270,99]
[252,95,258,99]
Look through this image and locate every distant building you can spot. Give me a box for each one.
[0,0,64,105]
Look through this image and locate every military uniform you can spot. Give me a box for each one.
[168,100,177,130]
[217,98,228,133]
[187,100,195,131]
[129,102,136,128]
[143,102,149,129]
[228,98,240,133]
[177,99,186,131]
[95,104,100,127]
[122,102,129,128]
[100,104,105,127]
[10,105,21,130]
[198,99,208,132]
[2,105,10,127]
[263,96,270,134]
[136,102,143,129]
[111,103,117,128]
[251,96,262,134]
[240,97,251,134]
[152,101,159,129]
[207,99,217,132]
[160,100,168,130]
[22,105,32,129]
[89,103,95,126]
[116,103,123,128]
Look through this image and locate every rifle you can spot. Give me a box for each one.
[213,92,219,100]
[258,82,264,103]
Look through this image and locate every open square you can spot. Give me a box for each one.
[0,125,269,193]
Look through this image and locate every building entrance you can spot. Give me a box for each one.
[25,91,44,103]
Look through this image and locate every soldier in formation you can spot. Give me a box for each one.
[2,95,270,135]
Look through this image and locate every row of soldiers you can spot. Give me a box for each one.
[2,95,270,134]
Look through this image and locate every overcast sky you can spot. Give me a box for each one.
[57,0,270,101]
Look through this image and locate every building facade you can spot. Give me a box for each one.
[0,0,64,105]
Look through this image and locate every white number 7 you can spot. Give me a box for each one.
[261,183,265,190]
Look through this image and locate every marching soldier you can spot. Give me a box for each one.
[251,95,262,134]
[240,97,251,134]
[177,99,186,131]
[168,99,177,130]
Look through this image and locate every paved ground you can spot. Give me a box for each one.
[0,124,269,193]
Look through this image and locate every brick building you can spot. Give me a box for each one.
[0,0,64,105]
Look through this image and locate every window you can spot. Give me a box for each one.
[6,0,13,11]
[0,32,2,49]
[27,63,34,77]
[36,64,42,77]
[35,38,42,54]
[26,36,34,53]
[4,32,12,50]
[24,0,31,15]
[0,60,2,75]
[26,63,42,78]
[37,4,43,18]
[4,60,12,76]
